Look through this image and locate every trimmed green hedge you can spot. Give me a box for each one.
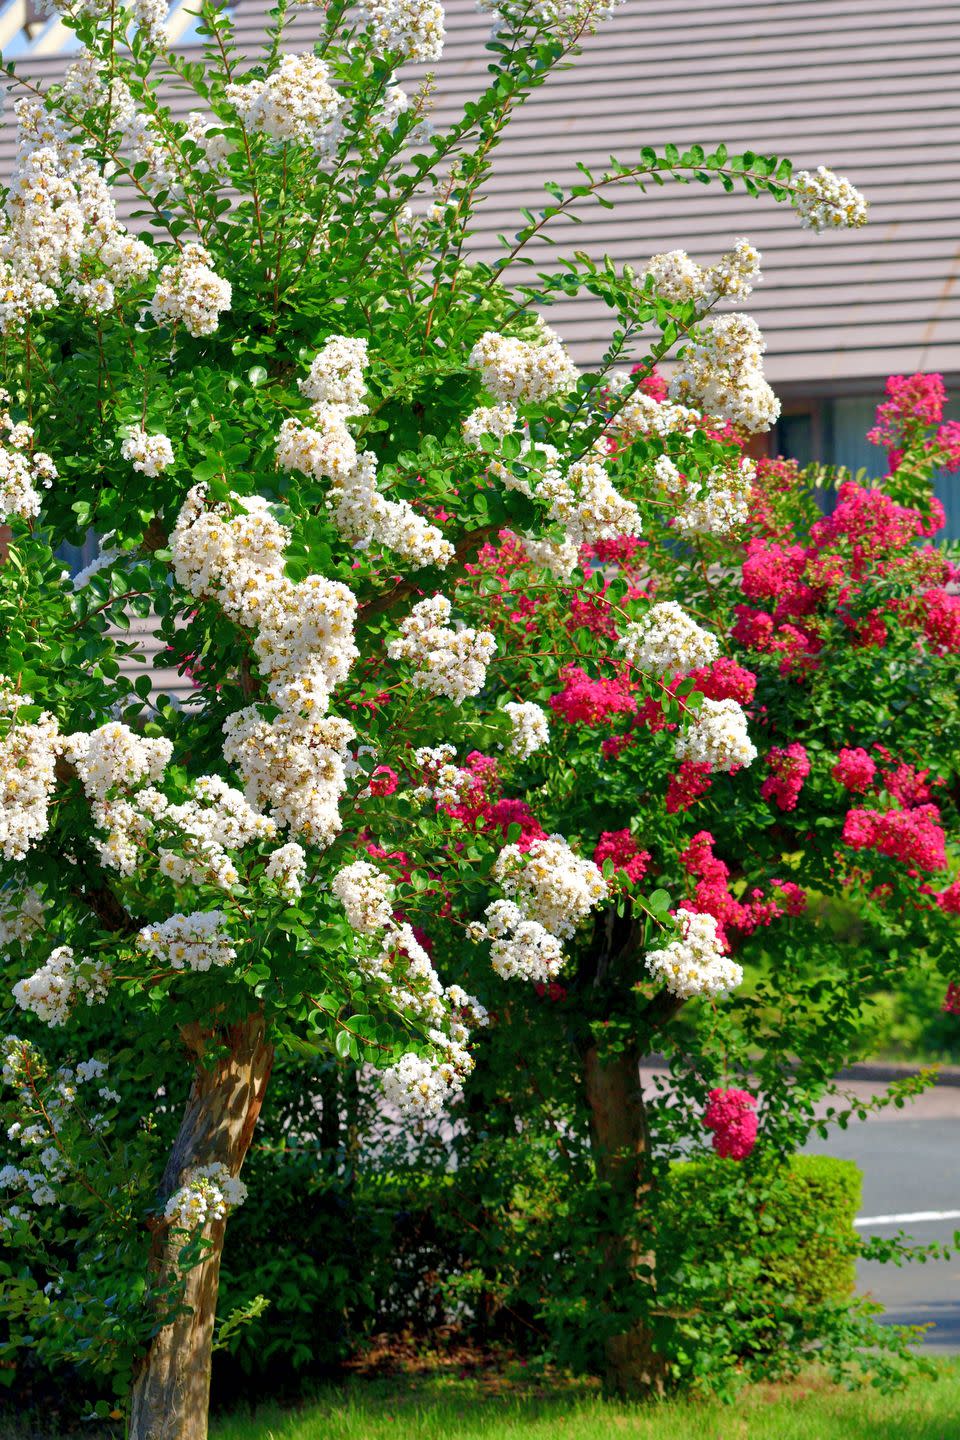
[656,1153,862,1366]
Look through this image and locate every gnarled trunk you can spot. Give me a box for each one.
[128,1015,273,1440]
[583,1041,668,1398]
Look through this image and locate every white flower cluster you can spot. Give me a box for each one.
[0,888,45,956]
[494,836,608,938]
[664,456,756,539]
[164,1161,248,1231]
[646,237,761,308]
[462,402,518,447]
[358,0,445,62]
[170,484,361,843]
[469,327,579,405]
[12,945,109,1028]
[299,336,369,409]
[387,595,496,704]
[669,313,780,434]
[225,55,346,153]
[0,398,57,523]
[471,898,564,982]
[183,111,232,171]
[644,908,742,999]
[410,744,471,805]
[520,534,581,581]
[0,683,63,861]
[332,860,395,934]
[674,697,757,773]
[606,379,700,446]
[136,911,236,972]
[120,427,174,477]
[264,841,307,898]
[59,50,175,196]
[222,710,356,848]
[479,0,622,30]
[154,776,278,890]
[0,1044,120,1225]
[465,424,635,564]
[619,601,719,677]
[150,243,232,337]
[0,98,157,334]
[331,868,488,1119]
[64,722,172,802]
[504,701,550,759]
[471,835,608,982]
[550,453,643,546]
[131,0,168,47]
[279,337,454,569]
[792,167,868,233]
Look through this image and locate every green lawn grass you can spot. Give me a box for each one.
[210,1363,960,1440]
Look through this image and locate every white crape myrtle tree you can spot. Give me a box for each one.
[0,0,865,1432]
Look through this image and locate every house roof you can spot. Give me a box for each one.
[2,0,958,389]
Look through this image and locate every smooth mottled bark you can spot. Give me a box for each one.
[583,1039,670,1398]
[128,1015,273,1440]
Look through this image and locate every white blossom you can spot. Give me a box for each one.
[493,835,608,940]
[136,912,236,972]
[669,313,780,434]
[645,908,742,999]
[792,167,867,232]
[0,397,56,521]
[264,842,307,898]
[0,683,63,861]
[225,55,346,152]
[332,860,394,934]
[469,327,578,405]
[357,0,445,62]
[387,595,495,705]
[150,243,232,337]
[674,697,757,773]
[164,1161,247,1230]
[120,427,174,477]
[504,701,550,759]
[12,946,109,1028]
[619,601,719,677]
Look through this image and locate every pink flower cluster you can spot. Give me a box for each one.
[593,829,650,884]
[686,656,757,706]
[921,588,960,652]
[842,804,947,874]
[942,982,960,1016]
[445,751,546,851]
[679,831,802,949]
[935,879,960,914]
[760,744,810,812]
[665,761,713,814]
[868,374,947,450]
[549,665,637,726]
[702,1087,758,1160]
[866,373,960,473]
[733,469,958,675]
[832,747,877,793]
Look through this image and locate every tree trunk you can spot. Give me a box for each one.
[128,1015,273,1440]
[583,1041,669,1399]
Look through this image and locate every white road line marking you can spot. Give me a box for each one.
[854,1210,960,1228]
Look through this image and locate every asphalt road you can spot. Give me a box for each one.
[805,1091,960,1352]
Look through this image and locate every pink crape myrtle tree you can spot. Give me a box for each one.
[0,0,874,1430]
[425,372,960,1392]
